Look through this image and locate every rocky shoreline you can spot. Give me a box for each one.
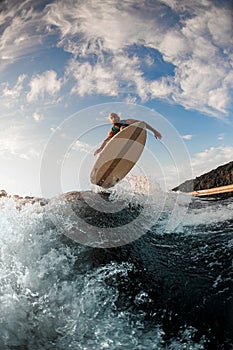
[0,189,49,206]
[172,161,233,193]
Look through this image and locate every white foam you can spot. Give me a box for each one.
[0,193,229,348]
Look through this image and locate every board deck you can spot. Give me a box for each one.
[90,121,147,188]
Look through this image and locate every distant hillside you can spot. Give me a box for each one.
[172,161,233,192]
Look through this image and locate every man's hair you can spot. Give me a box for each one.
[109,112,120,119]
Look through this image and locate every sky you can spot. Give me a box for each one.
[0,0,232,197]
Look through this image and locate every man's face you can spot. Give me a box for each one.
[109,114,120,124]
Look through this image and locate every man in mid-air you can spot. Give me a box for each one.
[94,112,162,156]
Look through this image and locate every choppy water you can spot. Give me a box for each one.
[0,179,232,350]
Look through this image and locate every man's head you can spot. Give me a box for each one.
[109,113,120,124]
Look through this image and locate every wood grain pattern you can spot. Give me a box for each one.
[90,122,147,188]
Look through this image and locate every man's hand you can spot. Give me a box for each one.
[94,148,101,156]
[154,130,162,140]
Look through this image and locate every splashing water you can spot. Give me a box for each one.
[0,181,232,349]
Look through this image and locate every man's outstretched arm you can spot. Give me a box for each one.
[126,119,162,139]
[94,139,109,156]
[93,130,114,156]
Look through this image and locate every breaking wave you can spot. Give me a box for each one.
[0,178,232,349]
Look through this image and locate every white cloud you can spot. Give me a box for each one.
[217,134,224,141]
[0,124,41,160]
[3,74,26,97]
[67,60,118,97]
[45,0,161,53]
[157,29,188,61]
[2,74,26,106]
[19,148,40,160]
[191,146,233,177]
[27,70,62,102]
[66,54,146,99]
[45,0,233,117]
[72,140,92,153]
[33,112,43,122]
[162,145,233,190]
[1,0,232,117]
[182,134,193,140]
[125,95,137,104]
[0,1,46,71]
[150,77,174,100]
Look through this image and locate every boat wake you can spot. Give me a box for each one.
[0,177,232,349]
